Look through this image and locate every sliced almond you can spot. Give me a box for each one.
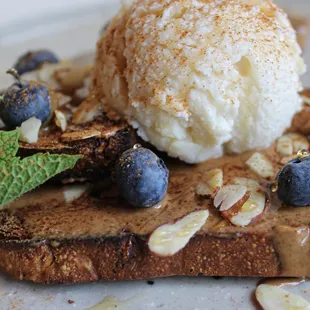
[246,152,274,178]
[302,95,310,106]
[63,184,89,202]
[49,89,71,110]
[286,133,309,153]
[213,219,229,230]
[214,185,247,211]
[19,117,42,144]
[22,64,48,86]
[280,155,295,165]
[256,284,310,310]
[148,210,209,256]
[221,177,266,227]
[75,76,91,99]
[233,177,260,191]
[53,65,92,92]
[24,62,92,93]
[54,110,67,132]
[217,178,267,227]
[36,63,66,89]
[220,192,250,219]
[72,97,102,125]
[229,190,266,227]
[276,135,293,156]
[101,127,121,138]
[195,168,223,198]
[62,177,88,184]
[61,129,101,142]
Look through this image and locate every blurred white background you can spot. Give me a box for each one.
[1,0,309,83]
[0,0,120,71]
[0,0,105,26]
[0,0,117,42]
[0,0,308,42]
[0,0,308,30]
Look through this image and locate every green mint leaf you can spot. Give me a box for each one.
[0,129,20,161]
[0,153,82,208]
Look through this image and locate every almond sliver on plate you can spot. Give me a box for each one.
[256,284,310,310]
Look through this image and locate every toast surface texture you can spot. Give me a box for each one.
[1,131,310,283]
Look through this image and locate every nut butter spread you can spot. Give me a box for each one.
[5,119,310,276]
[273,226,310,277]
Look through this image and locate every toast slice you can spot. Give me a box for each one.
[1,106,310,283]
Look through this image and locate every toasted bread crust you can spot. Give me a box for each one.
[0,233,280,284]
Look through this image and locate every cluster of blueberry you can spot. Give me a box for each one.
[0,50,59,128]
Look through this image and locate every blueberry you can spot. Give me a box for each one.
[14,50,59,75]
[0,69,51,128]
[276,154,310,207]
[115,145,169,207]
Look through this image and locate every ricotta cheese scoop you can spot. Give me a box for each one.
[92,0,306,163]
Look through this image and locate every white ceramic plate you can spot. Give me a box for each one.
[0,1,310,309]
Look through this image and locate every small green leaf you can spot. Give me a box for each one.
[0,153,82,208]
[0,129,20,161]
